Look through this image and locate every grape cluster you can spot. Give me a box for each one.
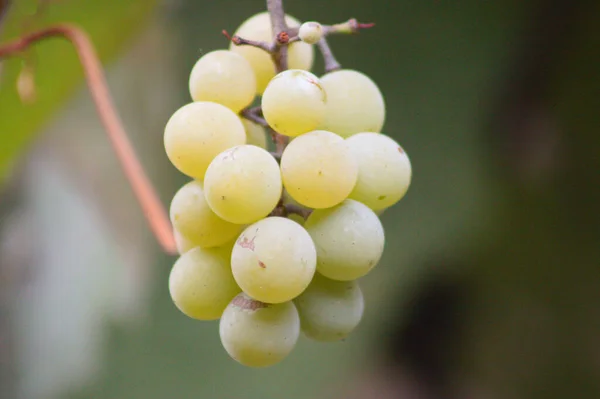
[164,11,412,368]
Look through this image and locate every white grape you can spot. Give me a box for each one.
[231,217,316,304]
[188,50,256,113]
[347,132,412,210]
[229,12,314,94]
[203,145,282,224]
[304,199,385,281]
[262,70,327,137]
[319,69,385,137]
[170,180,243,248]
[280,130,357,208]
[169,246,241,320]
[174,229,195,254]
[242,118,268,149]
[164,102,246,179]
[294,273,364,342]
[220,293,300,368]
[298,22,323,45]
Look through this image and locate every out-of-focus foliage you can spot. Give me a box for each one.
[0,0,158,183]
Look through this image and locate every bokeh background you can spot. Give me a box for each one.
[1,0,599,398]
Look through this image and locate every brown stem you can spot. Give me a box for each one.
[0,24,177,255]
[222,29,273,53]
[317,38,341,73]
[284,204,312,220]
[241,106,268,127]
[267,0,289,71]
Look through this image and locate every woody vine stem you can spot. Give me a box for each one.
[0,0,373,255]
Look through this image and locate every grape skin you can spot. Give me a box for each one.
[231,217,317,304]
[164,102,246,179]
[229,12,314,94]
[188,50,256,113]
[262,70,327,137]
[169,246,241,321]
[170,180,243,248]
[294,273,364,342]
[347,132,412,210]
[319,69,385,138]
[298,22,323,45]
[219,293,300,368]
[203,145,282,224]
[305,199,385,281]
[173,229,195,255]
[280,130,358,209]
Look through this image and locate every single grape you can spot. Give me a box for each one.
[169,246,241,320]
[242,119,268,149]
[174,229,195,254]
[229,12,314,94]
[231,217,316,304]
[188,50,256,113]
[204,145,282,224]
[319,69,385,137]
[281,130,357,209]
[298,21,323,44]
[347,133,412,210]
[262,70,327,137]
[305,199,385,281]
[164,102,246,179]
[219,293,300,368]
[170,180,243,248]
[294,273,364,342]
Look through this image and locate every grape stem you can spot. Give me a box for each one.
[0,24,178,255]
[317,38,341,73]
[240,106,267,127]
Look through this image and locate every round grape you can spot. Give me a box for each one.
[281,130,357,209]
[164,102,246,179]
[231,217,317,304]
[219,293,300,368]
[262,70,327,137]
[298,22,323,44]
[170,180,243,248]
[319,69,385,137]
[204,145,282,224]
[188,50,256,112]
[347,132,412,210]
[229,12,314,94]
[169,246,241,320]
[294,273,364,342]
[305,199,385,281]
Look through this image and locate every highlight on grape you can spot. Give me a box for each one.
[164,5,412,368]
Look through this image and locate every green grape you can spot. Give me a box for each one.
[204,145,282,224]
[164,102,246,179]
[174,229,195,254]
[229,12,314,94]
[231,217,316,304]
[281,130,357,209]
[298,21,323,44]
[242,119,267,149]
[219,293,300,368]
[170,180,243,248]
[294,273,364,342]
[347,132,412,210]
[305,199,385,281]
[319,69,385,138]
[262,70,327,137]
[188,50,256,113]
[169,246,241,321]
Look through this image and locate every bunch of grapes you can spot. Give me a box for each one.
[164,10,412,368]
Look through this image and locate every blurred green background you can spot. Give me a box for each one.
[1,0,599,398]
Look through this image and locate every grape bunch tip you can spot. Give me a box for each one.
[164,6,412,369]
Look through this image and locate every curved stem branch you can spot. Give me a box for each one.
[0,24,177,255]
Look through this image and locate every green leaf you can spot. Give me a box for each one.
[0,0,158,183]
